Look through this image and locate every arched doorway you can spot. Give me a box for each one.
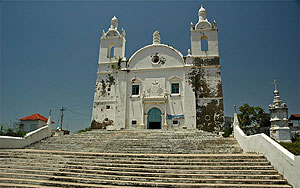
[147,108,162,129]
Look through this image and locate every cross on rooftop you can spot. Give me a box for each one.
[272,78,280,91]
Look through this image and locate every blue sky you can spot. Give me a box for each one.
[1,1,299,133]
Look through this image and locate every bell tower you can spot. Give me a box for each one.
[99,16,126,63]
[187,5,224,132]
[190,4,218,56]
[92,16,126,130]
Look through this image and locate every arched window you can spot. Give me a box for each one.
[107,44,115,58]
[201,36,208,51]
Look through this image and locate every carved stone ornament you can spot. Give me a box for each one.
[143,81,166,97]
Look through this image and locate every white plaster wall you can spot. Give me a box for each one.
[233,113,300,188]
[183,66,196,129]
[114,71,127,130]
[22,120,47,132]
[92,70,118,126]
[125,66,195,129]
[0,124,52,149]
[191,30,218,56]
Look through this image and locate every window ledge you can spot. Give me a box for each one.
[170,94,180,97]
[130,95,140,98]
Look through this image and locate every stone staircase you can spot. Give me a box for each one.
[0,130,292,187]
[27,130,242,154]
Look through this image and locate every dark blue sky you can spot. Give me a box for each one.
[1,1,299,133]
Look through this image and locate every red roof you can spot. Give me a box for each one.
[20,113,55,123]
[289,114,300,120]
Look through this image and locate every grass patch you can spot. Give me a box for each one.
[280,142,300,155]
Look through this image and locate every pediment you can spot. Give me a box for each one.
[168,76,182,81]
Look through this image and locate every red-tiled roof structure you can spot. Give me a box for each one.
[20,113,55,123]
[289,114,300,120]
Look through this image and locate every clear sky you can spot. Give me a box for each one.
[1,1,299,133]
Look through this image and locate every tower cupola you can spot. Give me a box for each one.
[198,4,207,22]
[110,16,118,30]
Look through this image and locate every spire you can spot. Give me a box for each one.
[198,4,207,22]
[272,79,282,107]
[110,16,118,30]
[153,30,160,44]
[46,110,52,125]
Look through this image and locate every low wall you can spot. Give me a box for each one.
[233,113,300,188]
[0,124,52,149]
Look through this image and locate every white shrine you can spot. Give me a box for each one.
[269,79,292,142]
[92,5,224,131]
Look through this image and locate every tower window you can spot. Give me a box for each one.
[132,85,139,95]
[107,45,115,58]
[201,37,208,51]
[171,83,179,94]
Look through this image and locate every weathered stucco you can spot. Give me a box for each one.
[196,99,224,132]
[186,56,224,132]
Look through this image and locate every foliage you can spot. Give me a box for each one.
[280,142,300,156]
[0,122,27,137]
[222,126,233,137]
[111,57,123,70]
[237,103,270,128]
[76,126,92,133]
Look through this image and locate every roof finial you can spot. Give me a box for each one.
[153,30,160,44]
[110,16,118,30]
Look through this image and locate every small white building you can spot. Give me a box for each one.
[20,113,54,132]
[269,80,292,142]
[92,5,224,132]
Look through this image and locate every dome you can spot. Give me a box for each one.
[199,4,206,13]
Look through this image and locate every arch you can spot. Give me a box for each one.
[147,108,162,129]
[107,44,115,58]
[127,44,185,68]
[201,35,208,51]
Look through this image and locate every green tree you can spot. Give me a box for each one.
[237,103,270,128]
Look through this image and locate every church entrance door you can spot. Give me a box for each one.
[147,108,162,129]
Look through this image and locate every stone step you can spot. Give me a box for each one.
[0,149,264,159]
[0,166,280,176]
[0,168,282,179]
[0,154,268,163]
[0,176,292,188]
[0,160,275,171]
[0,158,270,166]
[0,172,288,184]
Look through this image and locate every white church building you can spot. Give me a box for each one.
[92,5,224,132]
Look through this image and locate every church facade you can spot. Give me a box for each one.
[92,5,224,132]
